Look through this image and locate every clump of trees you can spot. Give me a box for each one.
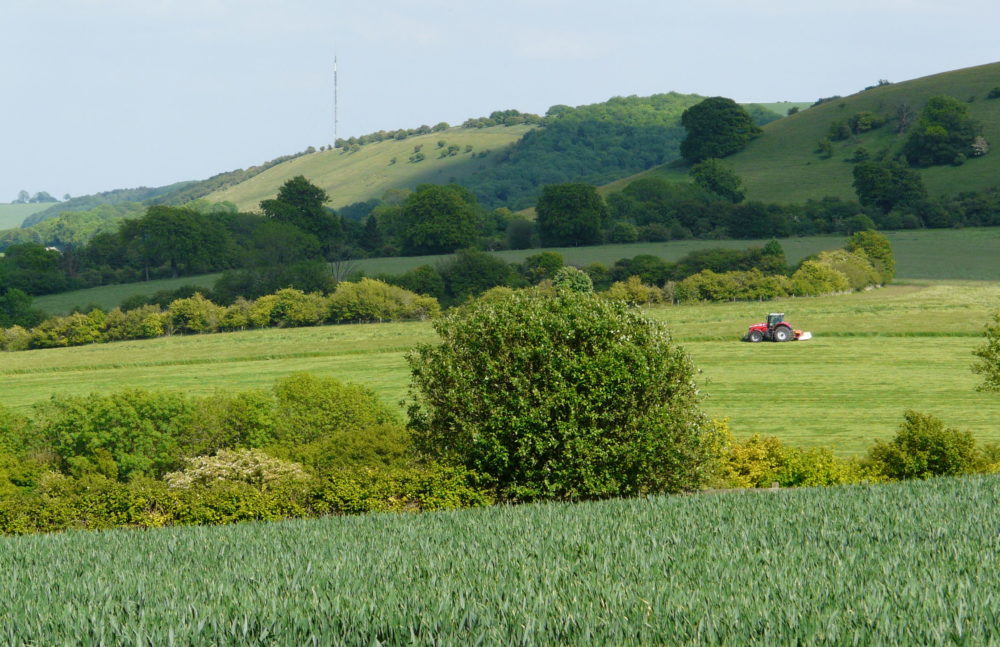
[903,95,982,167]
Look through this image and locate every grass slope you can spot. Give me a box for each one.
[2,475,999,644]
[33,227,1000,315]
[11,282,1000,453]
[630,61,1000,203]
[0,203,51,229]
[205,126,534,211]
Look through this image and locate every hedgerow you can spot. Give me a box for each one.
[0,279,439,352]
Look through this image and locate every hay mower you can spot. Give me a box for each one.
[743,313,812,342]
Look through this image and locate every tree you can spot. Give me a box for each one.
[973,312,1000,392]
[852,160,926,213]
[0,288,42,328]
[690,158,745,203]
[680,97,761,163]
[846,230,894,283]
[406,289,718,501]
[438,249,515,302]
[903,95,980,167]
[399,185,480,255]
[260,176,343,254]
[536,183,606,247]
[866,411,978,479]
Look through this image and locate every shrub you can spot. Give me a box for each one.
[30,311,106,348]
[265,288,326,327]
[271,373,399,447]
[407,289,718,501]
[716,431,867,488]
[814,249,880,290]
[166,293,224,334]
[327,278,440,323]
[182,390,278,455]
[552,266,593,294]
[973,311,1000,392]
[268,423,413,475]
[603,275,664,305]
[36,389,196,480]
[790,260,850,296]
[847,229,895,283]
[164,449,311,490]
[104,305,164,341]
[0,325,31,351]
[866,410,979,480]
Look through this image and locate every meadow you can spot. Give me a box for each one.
[0,202,50,229]
[32,226,1000,315]
[2,474,997,645]
[9,281,1000,455]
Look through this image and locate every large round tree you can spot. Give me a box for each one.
[680,97,761,163]
[406,289,718,501]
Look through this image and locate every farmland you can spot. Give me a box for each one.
[32,226,1000,315]
[8,281,1000,455]
[2,474,998,645]
[0,202,50,229]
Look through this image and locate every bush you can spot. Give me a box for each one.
[814,249,880,291]
[0,325,31,351]
[164,449,311,490]
[603,275,664,305]
[271,373,399,447]
[973,311,1000,392]
[407,289,718,501]
[30,311,106,348]
[269,423,413,475]
[790,260,850,296]
[714,429,867,489]
[166,293,224,334]
[36,389,196,480]
[327,278,440,323]
[552,266,593,294]
[866,410,979,480]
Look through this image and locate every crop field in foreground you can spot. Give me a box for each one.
[2,475,997,645]
[32,227,1000,315]
[6,282,1000,454]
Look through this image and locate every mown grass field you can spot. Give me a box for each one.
[631,61,1000,203]
[33,227,1000,315]
[205,125,534,211]
[10,281,1000,454]
[0,202,50,229]
[2,474,998,645]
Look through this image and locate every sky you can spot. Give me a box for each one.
[2,0,999,203]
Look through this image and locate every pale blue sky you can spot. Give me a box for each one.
[2,0,998,202]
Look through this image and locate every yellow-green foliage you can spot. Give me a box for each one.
[166,293,224,334]
[714,423,868,489]
[815,249,880,291]
[675,269,792,303]
[104,305,164,340]
[791,259,851,296]
[327,278,440,322]
[602,275,664,305]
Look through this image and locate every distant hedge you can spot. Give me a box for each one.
[0,279,439,352]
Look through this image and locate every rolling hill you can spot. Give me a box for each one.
[628,61,1000,204]
[207,125,534,212]
[0,203,52,229]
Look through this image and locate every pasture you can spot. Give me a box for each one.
[31,227,1000,315]
[0,202,50,229]
[2,474,998,645]
[8,281,1000,454]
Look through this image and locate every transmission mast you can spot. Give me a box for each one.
[333,57,339,149]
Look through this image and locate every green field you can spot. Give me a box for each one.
[32,227,1000,315]
[626,61,1000,203]
[0,202,50,229]
[2,474,998,645]
[205,125,534,211]
[10,281,1000,454]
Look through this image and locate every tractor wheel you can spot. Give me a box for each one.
[772,326,791,342]
[748,330,763,343]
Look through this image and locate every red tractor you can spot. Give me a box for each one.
[743,313,811,342]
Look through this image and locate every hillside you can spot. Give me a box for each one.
[627,61,1000,203]
[0,203,51,229]
[206,126,534,211]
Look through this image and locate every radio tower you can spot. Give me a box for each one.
[333,57,339,149]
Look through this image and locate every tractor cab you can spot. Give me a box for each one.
[766,313,785,330]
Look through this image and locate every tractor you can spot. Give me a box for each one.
[743,313,811,342]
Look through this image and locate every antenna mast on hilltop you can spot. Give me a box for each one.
[333,57,339,149]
